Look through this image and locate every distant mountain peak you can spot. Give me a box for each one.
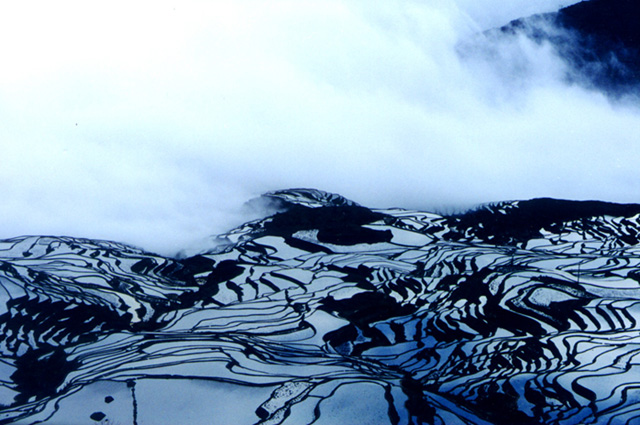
[262,188,360,208]
[493,0,640,94]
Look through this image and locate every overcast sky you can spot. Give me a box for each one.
[2,0,639,255]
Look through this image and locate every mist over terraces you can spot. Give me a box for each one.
[3,1,640,424]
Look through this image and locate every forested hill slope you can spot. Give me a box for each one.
[498,0,640,94]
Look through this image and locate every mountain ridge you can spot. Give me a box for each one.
[495,0,640,94]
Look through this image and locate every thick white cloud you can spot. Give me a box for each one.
[1,0,638,255]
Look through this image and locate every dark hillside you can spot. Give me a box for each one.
[498,0,640,93]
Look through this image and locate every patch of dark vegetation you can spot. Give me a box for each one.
[446,198,640,245]
[263,204,392,245]
[11,346,79,404]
